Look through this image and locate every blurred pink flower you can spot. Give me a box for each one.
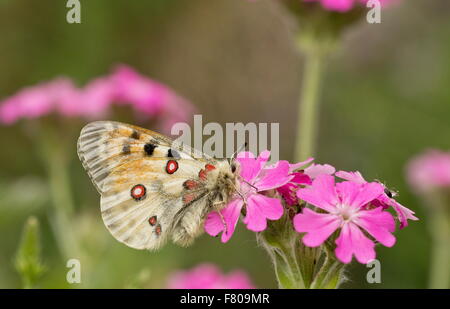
[111,65,166,115]
[406,150,450,194]
[294,174,396,264]
[54,77,114,118]
[304,0,395,12]
[167,264,255,289]
[205,150,290,242]
[0,64,193,131]
[0,81,56,124]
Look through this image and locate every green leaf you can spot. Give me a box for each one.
[14,216,47,289]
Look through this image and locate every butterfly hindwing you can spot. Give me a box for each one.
[77,121,217,250]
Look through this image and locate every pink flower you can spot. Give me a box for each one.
[0,80,56,123]
[54,77,114,118]
[205,150,290,242]
[277,161,337,206]
[276,158,314,206]
[167,264,255,289]
[111,65,166,115]
[304,0,395,12]
[277,172,312,206]
[0,64,193,131]
[294,174,396,264]
[336,170,418,228]
[406,149,450,194]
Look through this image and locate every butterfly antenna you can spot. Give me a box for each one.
[229,142,248,162]
[218,211,228,234]
[240,178,258,191]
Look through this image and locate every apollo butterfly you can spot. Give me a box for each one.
[77,121,239,250]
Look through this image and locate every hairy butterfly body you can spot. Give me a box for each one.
[77,121,238,250]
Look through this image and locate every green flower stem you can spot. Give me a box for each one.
[259,212,347,289]
[310,254,344,289]
[294,45,325,161]
[36,124,79,261]
[272,242,305,289]
[259,215,305,289]
[427,196,450,289]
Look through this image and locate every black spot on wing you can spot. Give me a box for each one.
[144,143,157,156]
[122,144,131,155]
[130,130,140,140]
[168,149,180,159]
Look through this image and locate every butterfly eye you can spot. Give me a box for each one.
[231,163,237,173]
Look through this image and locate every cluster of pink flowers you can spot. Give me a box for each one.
[0,64,193,132]
[206,151,418,264]
[304,0,395,12]
[167,264,255,289]
[406,149,450,194]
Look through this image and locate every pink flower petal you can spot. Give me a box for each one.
[304,164,336,179]
[255,160,292,191]
[335,170,367,184]
[277,183,299,206]
[236,150,270,183]
[289,157,314,172]
[356,208,396,247]
[167,264,255,289]
[277,172,312,206]
[296,174,339,212]
[335,223,376,264]
[336,181,362,208]
[291,172,312,185]
[293,208,341,247]
[351,182,385,209]
[222,271,256,289]
[389,199,419,229]
[321,0,355,12]
[0,99,21,124]
[243,194,283,232]
[204,199,243,243]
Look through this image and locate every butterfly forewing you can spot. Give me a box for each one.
[77,121,217,250]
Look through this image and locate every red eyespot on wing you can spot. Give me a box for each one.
[131,184,146,201]
[205,164,216,171]
[183,180,199,190]
[155,224,162,236]
[148,216,157,226]
[198,169,207,181]
[166,160,179,174]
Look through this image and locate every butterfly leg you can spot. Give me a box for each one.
[217,210,228,234]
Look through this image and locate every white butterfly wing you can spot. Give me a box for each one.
[78,121,215,250]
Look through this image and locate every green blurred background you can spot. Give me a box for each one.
[0,0,449,288]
